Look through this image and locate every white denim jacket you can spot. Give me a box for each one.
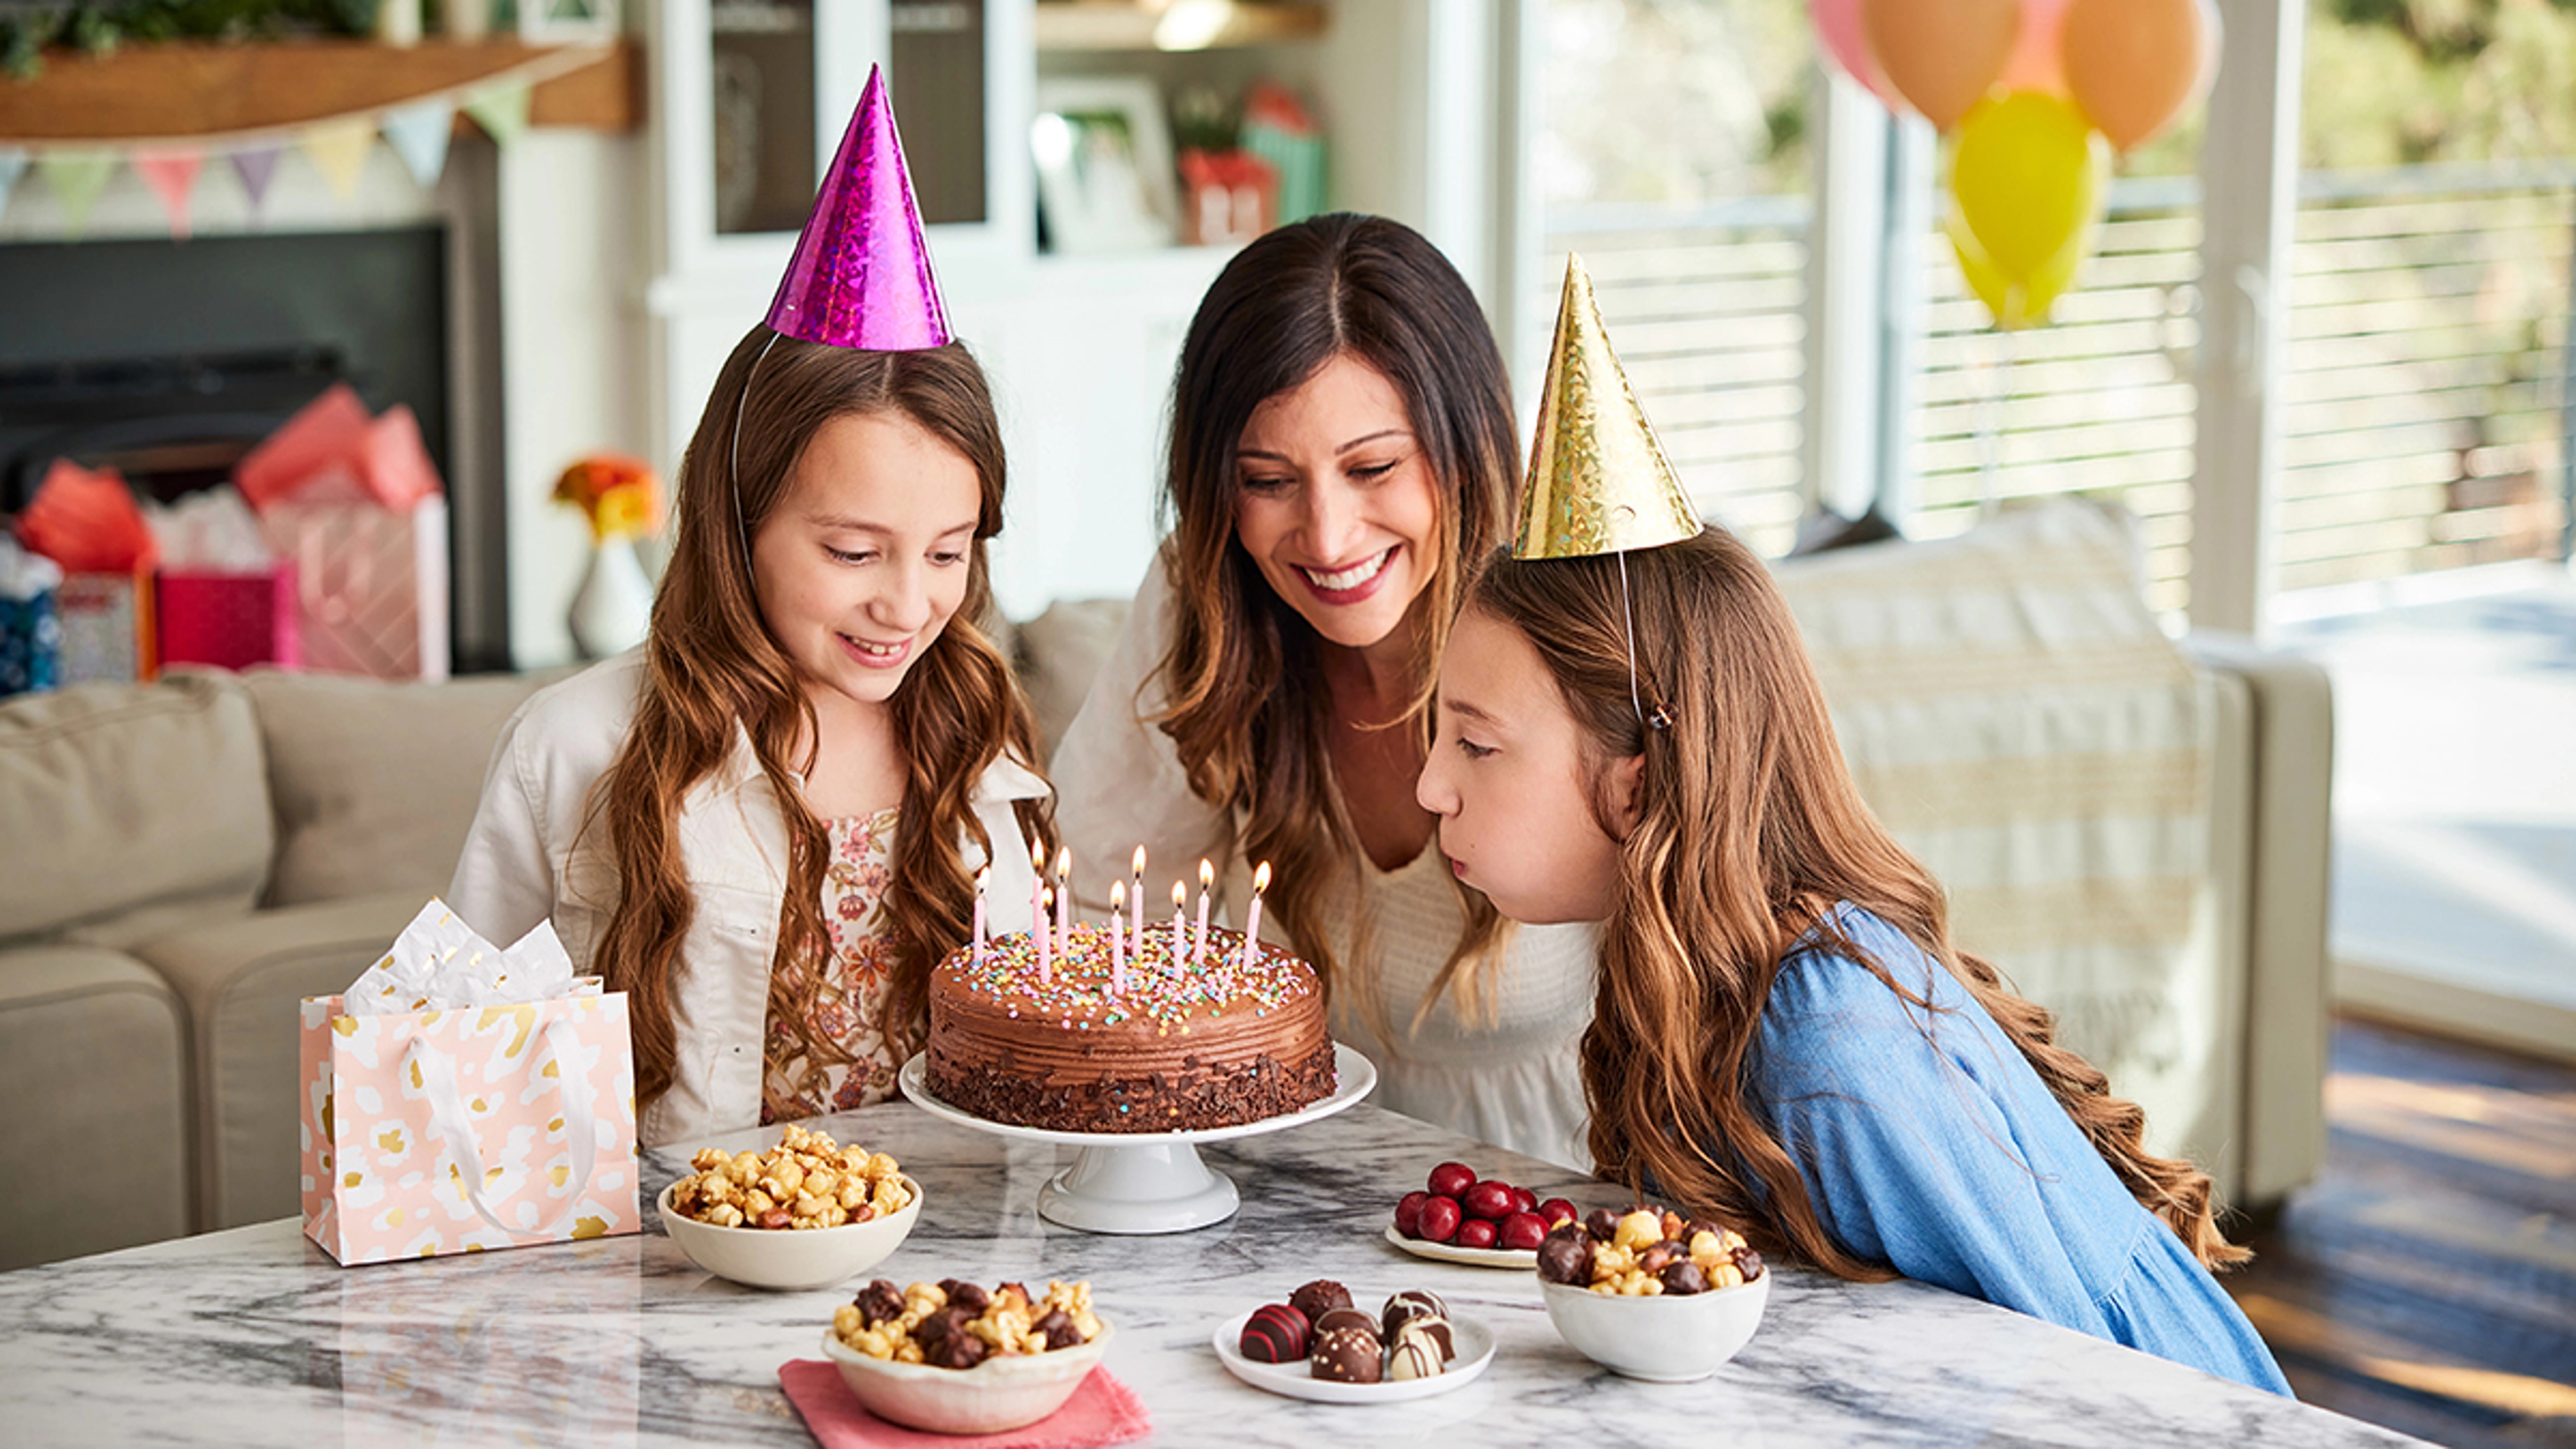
[446,649,1048,1148]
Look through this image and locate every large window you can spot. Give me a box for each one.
[1536,0,1814,557]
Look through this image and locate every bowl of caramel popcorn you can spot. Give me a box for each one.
[1534,1205,1769,1382]
[656,1124,921,1290]
[820,1277,1113,1434]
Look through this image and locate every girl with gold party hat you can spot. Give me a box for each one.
[450,67,1055,1146]
[1413,258,2291,1395]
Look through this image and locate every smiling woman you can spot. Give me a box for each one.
[1049,213,1603,1171]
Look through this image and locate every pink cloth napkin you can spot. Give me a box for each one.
[779,1359,1151,1449]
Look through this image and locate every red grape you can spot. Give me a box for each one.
[1415,1194,1462,1243]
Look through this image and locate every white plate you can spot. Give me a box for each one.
[1211,1308,1496,1404]
[1381,1224,1537,1271]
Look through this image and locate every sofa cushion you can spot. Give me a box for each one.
[1014,598,1133,758]
[0,943,193,1269]
[0,674,270,943]
[244,669,551,908]
[133,888,427,1231]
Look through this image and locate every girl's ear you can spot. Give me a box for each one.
[1609,753,1646,836]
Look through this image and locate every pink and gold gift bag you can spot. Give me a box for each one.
[299,985,640,1265]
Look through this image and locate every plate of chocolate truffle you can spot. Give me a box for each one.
[1214,1280,1495,1404]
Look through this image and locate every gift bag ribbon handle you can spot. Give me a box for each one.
[404,1019,600,1238]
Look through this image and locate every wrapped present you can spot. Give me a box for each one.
[158,566,301,672]
[0,538,64,697]
[55,569,156,685]
[300,902,641,1265]
[1240,80,1325,226]
[264,494,449,681]
[234,386,449,681]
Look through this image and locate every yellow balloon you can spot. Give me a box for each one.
[1949,91,2107,284]
[1948,210,2087,329]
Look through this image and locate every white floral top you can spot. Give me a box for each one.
[762,808,902,1124]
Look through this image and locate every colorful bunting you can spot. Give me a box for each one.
[463,83,532,148]
[0,149,27,217]
[298,117,378,201]
[132,147,205,240]
[232,146,284,215]
[380,99,455,191]
[38,152,115,237]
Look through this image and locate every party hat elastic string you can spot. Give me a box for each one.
[1615,546,1673,733]
[727,331,783,580]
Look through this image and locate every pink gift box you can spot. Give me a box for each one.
[158,566,301,672]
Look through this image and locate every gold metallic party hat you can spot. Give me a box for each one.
[1513,254,1701,560]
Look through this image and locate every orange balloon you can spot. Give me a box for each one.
[1860,0,2021,132]
[2061,0,2220,152]
[1998,0,2075,95]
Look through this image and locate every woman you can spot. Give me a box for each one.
[1050,213,1595,1167]
[449,327,1052,1148]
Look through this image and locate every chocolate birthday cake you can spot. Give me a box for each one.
[924,922,1336,1133]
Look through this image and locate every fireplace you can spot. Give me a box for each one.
[0,166,512,672]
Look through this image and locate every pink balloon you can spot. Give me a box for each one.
[1813,0,1902,109]
[1999,0,2075,95]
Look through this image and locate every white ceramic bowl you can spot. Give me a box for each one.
[1540,1271,1771,1382]
[819,1320,1115,1435]
[655,1177,920,1291]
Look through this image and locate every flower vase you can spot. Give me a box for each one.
[568,536,653,660]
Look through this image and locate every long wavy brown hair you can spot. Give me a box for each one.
[586,327,1052,1120]
[1466,527,2247,1277]
[1152,213,1517,1030]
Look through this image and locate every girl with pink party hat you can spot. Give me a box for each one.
[450,68,1055,1147]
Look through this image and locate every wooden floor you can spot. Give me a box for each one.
[2221,1016,2576,1448]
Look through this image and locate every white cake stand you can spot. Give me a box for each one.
[897,1045,1375,1235]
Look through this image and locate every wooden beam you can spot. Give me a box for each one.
[0,38,641,143]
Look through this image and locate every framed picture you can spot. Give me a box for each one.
[1030,76,1179,254]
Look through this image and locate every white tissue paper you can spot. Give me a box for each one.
[1,535,65,601]
[345,898,580,1016]
[143,485,275,571]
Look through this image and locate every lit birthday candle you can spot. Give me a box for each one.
[1240,860,1271,971]
[1054,847,1073,957]
[1129,845,1146,945]
[1108,879,1128,994]
[1169,880,1187,974]
[1193,858,1214,967]
[1036,885,1053,985]
[972,865,989,968]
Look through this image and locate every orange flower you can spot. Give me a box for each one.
[553,453,665,541]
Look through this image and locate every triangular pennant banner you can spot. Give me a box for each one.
[0,148,28,215]
[231,146,284,214]
[463,83,531,148]
[131,147,205,241]
[380,99,454,190]
[38,152,116,238]
[299,117,378,201]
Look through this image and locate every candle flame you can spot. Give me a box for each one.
[1171,880,1187,908]
[977,865,991,888]
[1252,860,1272,892]
[1197,858,1215,889]
[1030,838,1046,871]
[1055,846,1071,878]
[1110,879,1126,906]
[1131,845,1147,875]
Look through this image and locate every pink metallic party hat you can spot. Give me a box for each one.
[764,64,952,350]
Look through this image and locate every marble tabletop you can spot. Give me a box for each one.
[0,1099,2425,1448]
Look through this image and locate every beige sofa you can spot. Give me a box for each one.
[0,502,2332,1271]
[0,669,553,1271]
